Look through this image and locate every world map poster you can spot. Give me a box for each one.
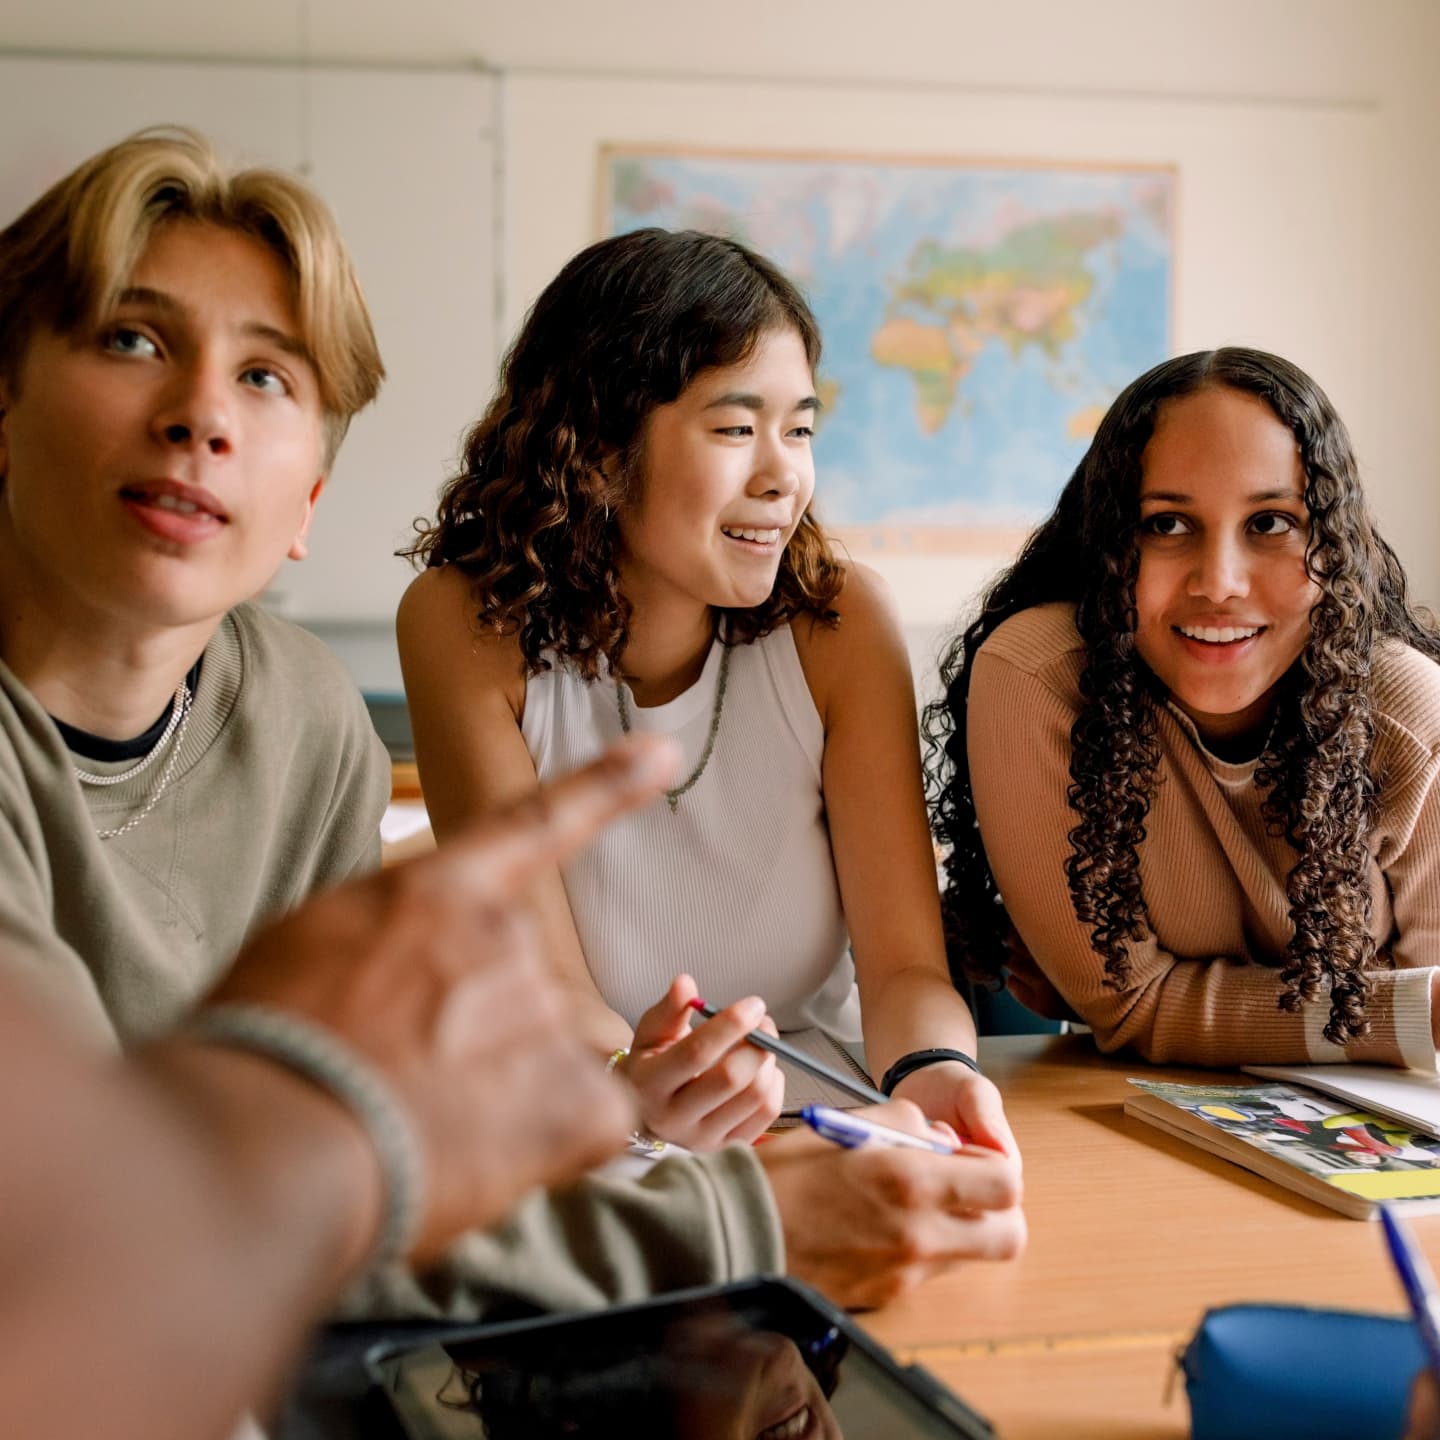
[599,147,1174,553]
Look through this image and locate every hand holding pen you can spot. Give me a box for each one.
[879,1048,1020,1161]
[753,1099,1026,1307]
[619,975,785,1151]
[801,1104,960,1155]
[688,996,1018,1160]
[687,999,889,1107]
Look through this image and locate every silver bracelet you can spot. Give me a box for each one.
[189,1003,425,1267]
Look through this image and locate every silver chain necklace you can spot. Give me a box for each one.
[73,681,189,786]
[615,640,731,813]
[76,681,194,841]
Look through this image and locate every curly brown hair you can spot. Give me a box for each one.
[404,228,843,675]
[924,347,1440,1045]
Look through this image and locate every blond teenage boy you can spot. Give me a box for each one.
[0,128,390,1040]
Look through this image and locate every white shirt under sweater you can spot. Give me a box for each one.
[522,624,861,1045]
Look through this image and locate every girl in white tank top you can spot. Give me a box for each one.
[399,228,1017,1164]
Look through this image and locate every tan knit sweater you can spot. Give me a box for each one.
[968,602,1440,1068]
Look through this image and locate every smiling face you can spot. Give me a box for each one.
[1132,384,1321,752]
[615,325,818,622]
[0,219,327,637]
[668,1317,841,1440]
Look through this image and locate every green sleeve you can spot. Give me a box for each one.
[0,754,115,1044]
[341,1146,784,1323]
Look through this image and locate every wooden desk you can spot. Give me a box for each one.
[390,761,422,802]
[383,764,433,863]
[860,1035,1427,1438]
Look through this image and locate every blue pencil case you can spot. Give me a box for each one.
[1182,1303,1423,1439]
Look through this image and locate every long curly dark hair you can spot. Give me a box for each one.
[404,228,844,675]
[924,347,1440,1044]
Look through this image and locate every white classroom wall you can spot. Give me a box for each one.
[3,0,1438,692]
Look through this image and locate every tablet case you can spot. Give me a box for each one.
[363,1276,994,1439]
[1182,1303,1424,1440]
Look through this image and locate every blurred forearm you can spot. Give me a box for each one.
[0,982,380,1440]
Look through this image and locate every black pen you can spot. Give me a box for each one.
[687,998,889,1107]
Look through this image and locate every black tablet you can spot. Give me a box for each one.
[365,1277,993,1439]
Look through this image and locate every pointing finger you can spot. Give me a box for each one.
[417,736,679,904]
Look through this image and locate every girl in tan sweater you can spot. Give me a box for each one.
[927,347,1440,1068]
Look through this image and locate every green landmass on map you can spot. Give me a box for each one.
[873,211,1124,436]
[814,375,843,425]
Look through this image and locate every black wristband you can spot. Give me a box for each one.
[880,1047,983,1096]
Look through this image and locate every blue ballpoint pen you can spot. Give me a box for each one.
[800,1104,958,1155]
[1380,1204,1440,1386]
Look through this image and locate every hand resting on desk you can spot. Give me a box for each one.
[756,1098,1026,1309]
[888,1060,1019,1161]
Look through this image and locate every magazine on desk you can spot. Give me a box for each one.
[1242,1061,1440,1137]
[1124,1075,1440,1219]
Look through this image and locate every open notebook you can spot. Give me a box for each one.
[1242,1061,1440,1137]
[773,1027,877,1124]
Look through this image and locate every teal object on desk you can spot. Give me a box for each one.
[1182,1303,1422,1439]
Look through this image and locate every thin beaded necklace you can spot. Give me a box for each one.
[615,634,731,814]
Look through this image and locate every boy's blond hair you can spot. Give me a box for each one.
[0,126,383,465]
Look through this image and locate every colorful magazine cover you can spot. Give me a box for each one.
[1127,1078,1440,1204]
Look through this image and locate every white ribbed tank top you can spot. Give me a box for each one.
[522,625,860,1044]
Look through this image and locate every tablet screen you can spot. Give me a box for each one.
[369,1281,991,1439]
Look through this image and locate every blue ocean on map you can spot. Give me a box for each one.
[604,154,1173,543]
